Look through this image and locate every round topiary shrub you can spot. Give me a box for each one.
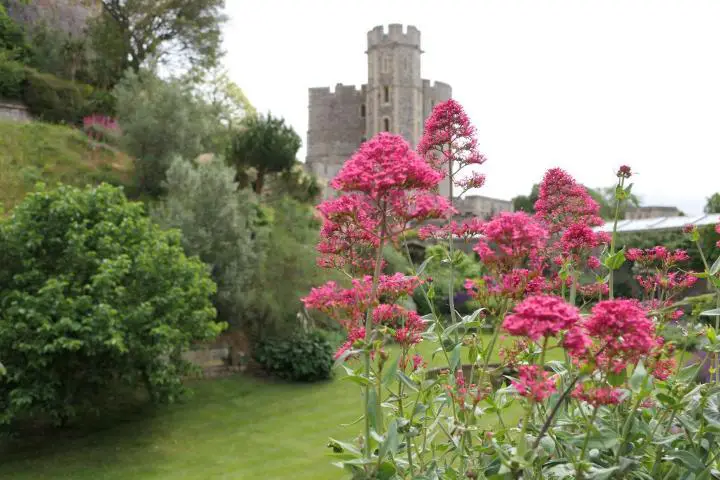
[253,330,333,382]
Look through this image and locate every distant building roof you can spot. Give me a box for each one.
[595,213,720,233]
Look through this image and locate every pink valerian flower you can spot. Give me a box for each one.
[682,224,696,234]
[498,338,531,369]
[628,247,690,266]
[587,255,601,270]
[512,365,557,402]
[583,299,657,370]
[636,271,698,294]
[465,270,549,309]
[617,165,632,179]
[560,223,610,254]
[534,168,604,234]
[455,171,487,192]
[417,99,487,196]
[472,212,549,273]
[334,327,366,360]
[332,132,444,199]
[714,223,720,248]
[417,218,485,242]
[503,295,581,341]
[647,338,677,381]
[302,273,422,330]
[578,282,610,300]
[373,304,425,346]
[563,326,592,358]
[417,99,487,169]
[572,384,624,407]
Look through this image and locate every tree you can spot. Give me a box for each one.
[705,193,720,213]
[113,68,214,196]
[152,157,258,325]
[228,113,301,196]
[89,0,226,79]
[511,183,539,213]
[0,183,223,426]
[586,186,640,219]
[263,161,321,205]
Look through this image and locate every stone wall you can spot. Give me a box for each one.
[0,101,32,123]
[4,0,100,36]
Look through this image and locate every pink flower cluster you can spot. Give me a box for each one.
[534,168,604,234]
[316,133,453,272]
[626,247,690,265]
[83,114,119,132]
[502,295,580,341]
[302,273,421,329]
[417,99,487,193]
[560,223,610,255]
[446,369,491,409]
[512,365,557,402]
[473,212,548,272]
[572,384,623,407]
[417,218,485,242]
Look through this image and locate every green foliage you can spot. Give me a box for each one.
[253,330,333,382]
[0,120,133,211]
[90,0,226,77]
[243,196,336,340]
[0,53,25,99]
[0,4,30,61]
[152,157,257,325]
[511,183,539,213]
[587,185,641,219]
[228,113,302,195]
[113,69,214,197]
[706,192,720,214]
[0,183,224,426]
[413,244,482,316]
[22,67,102,124]
[263,161,322,205]
[26,25,94,84]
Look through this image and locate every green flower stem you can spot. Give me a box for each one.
[364,210,387,460]
[608,176,625,300]
[578,405,599,466]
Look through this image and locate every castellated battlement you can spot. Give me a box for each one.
[309,83,367,101]
[367,24,421,49]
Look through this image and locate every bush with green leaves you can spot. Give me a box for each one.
[113,69,214,197]
[152,157,258,325]
[0,183,224,426]
[253,330,333,382]
[0,53,25,99]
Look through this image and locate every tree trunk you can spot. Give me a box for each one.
[254,168,265,196]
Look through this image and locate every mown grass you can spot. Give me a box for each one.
[0,335,527,479]
[0,120,133,211]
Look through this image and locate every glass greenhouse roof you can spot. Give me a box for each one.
[595,213,720,233]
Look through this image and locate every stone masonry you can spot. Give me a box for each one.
[306,24,452,200]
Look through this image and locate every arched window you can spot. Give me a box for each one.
[383,118,390,131]
[360,104,366,118]
[383,86,390,103]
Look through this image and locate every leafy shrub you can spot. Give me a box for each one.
[22,67,95,125]
[0,55,25,100]
[152,157,257,325]
[0,183,224,426]
[253,330,333,382]
[113,69,214,196]
[0,5,30,62]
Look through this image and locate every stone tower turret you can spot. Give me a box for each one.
[366,24,424,147]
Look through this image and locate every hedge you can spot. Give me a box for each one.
[0,58,115,125]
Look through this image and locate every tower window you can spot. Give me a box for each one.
[383,86,390,103]
[383,118,390,131]
[360,104,366,118]
[382,54,391,73]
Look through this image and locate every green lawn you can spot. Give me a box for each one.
[0,336,550,479]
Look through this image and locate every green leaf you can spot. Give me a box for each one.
[449,343,462,371]
[587,465,620,480]
[709,327,718,343]
[376,461,396,480]
[327,438,362,456]
[607,370,627,387]
[397,371,419,392]
[378,420,399,460]
[342,374,371,386]
[701,309,720,318]
[704,392,720,428]
[710,255,720,276]
[664,449,705,472]
[416,255,435,277]
[629,361,648,393]
[367,388,378,430]
[382,356,399,386]
[604,249,626,271]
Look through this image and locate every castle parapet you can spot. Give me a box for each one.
[367,24,421,49]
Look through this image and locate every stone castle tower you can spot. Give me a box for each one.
[306,24,452,199]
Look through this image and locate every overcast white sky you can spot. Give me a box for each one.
[223,0,720,215]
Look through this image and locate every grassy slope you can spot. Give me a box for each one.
[0,336,533,479]
[0,120,133,211]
